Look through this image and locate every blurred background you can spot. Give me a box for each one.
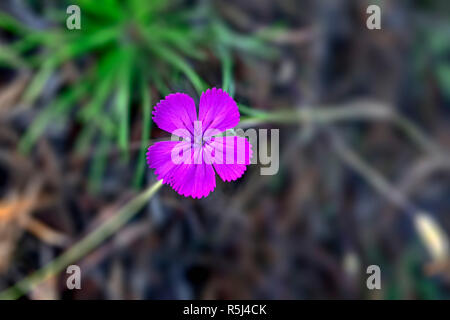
[0,0,449,299]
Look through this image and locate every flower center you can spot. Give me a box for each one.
[193,134,203,147]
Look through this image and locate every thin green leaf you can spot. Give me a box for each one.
[238,103,269,118]
[12,32,59,55]
[22,57,57,105]
[0,12,28,34]
[436,64,450,98]
[145,35,206,94]
[133,79,152,189]
[77,0,123,22]
[218,45,234,96]
[19,82,89,153]
[213,22,277,58]
[150,69,171,96]
[55,27,118,63]
[0,44,27,68]
[74,124,96,155]
[78,52,120,121]
[148,25,206,60]
[114,48,133,158]
[88,134,111,193]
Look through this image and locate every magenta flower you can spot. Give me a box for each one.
[147,88,252,198]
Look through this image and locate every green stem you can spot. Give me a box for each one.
[239,104,441,155]
[0,180,163,300]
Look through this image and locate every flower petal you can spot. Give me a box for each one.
[206,136,252,182]
[168,162,216,199]
[147,141,187,183]
[152,93,197,138]
[147,140,216,198]
[198,88,240,135]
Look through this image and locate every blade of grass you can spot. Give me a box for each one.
[23,27,118,105]
[213,22,277,59]
[77,0,123,22]
[0,12,28,34]
[74,124,97,155]
[75,49,127,154]
[19,82,90,153]
[75,115,116,155]
[88,134,110,193]
[22,57,58,105]
[150,69,171,96]
[238,103,270,118]
[218,44,234,96]
[145,35,206,94]
[55,27,118,63]
[149,25,206,60]
[133,78,152,189]
[114,48,133,158]
[78,52,120,121]
[129,0,158,25]
[24,29,118,104]
[12,32,55,55]
[0,44,27,68]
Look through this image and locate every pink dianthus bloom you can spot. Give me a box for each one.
[147,88,252,198]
